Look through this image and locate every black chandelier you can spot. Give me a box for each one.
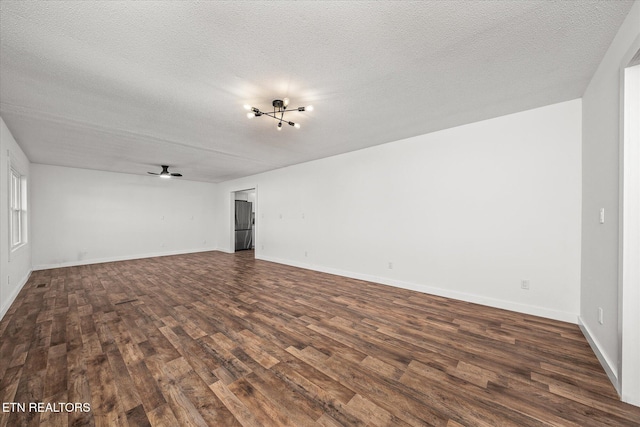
[244,98,313,130]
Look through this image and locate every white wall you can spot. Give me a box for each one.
[217,99,582,322]
[580,0,640,396]
[0,117,32,319]
[31,164,217,269]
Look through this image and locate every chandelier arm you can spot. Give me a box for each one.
[256,111,303,121]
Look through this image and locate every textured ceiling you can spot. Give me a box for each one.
[0,1,634,183]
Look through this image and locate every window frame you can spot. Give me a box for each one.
[8,162,27,254]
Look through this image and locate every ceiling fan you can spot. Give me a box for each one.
[148,165,182,179]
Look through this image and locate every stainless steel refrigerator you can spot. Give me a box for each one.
[235,200,253,251]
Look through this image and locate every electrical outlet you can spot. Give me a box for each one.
[388,262,393,270]
[304,251,308,257]
[521,280,530,290]
[598,307,604,324]
[599,208,605,224]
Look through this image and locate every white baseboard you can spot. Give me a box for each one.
[578,316,620,395]
[29,249,578,324]
[256,255,578,324]
[0,269,31,321]
[32,247,219,271]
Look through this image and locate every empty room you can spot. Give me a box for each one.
[1,1,640,426]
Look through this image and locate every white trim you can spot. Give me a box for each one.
[32,247,218,271]
[0,270,31,321]
[619,39,640,406]
[257,254,578,324]
[579,316,620,395]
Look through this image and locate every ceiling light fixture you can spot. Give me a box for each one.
[244,98,313,130]
[147,165,182,178]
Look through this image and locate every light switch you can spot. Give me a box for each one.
[599,208,605,224]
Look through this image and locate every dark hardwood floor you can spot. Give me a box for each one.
[1,250,639,426]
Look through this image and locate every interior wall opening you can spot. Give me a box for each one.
[619,50,640,406]
[231,188,256,256]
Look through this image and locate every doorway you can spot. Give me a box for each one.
[231,188,256,255]
[619,51,640,405]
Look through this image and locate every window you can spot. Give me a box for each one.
[9,167,27,250]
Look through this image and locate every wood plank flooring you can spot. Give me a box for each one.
[1,250,639,426]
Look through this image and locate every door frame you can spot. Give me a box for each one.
[230,186,257,254]
[618,40,640,406]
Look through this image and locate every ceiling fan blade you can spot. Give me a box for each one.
[170,173,182,177]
